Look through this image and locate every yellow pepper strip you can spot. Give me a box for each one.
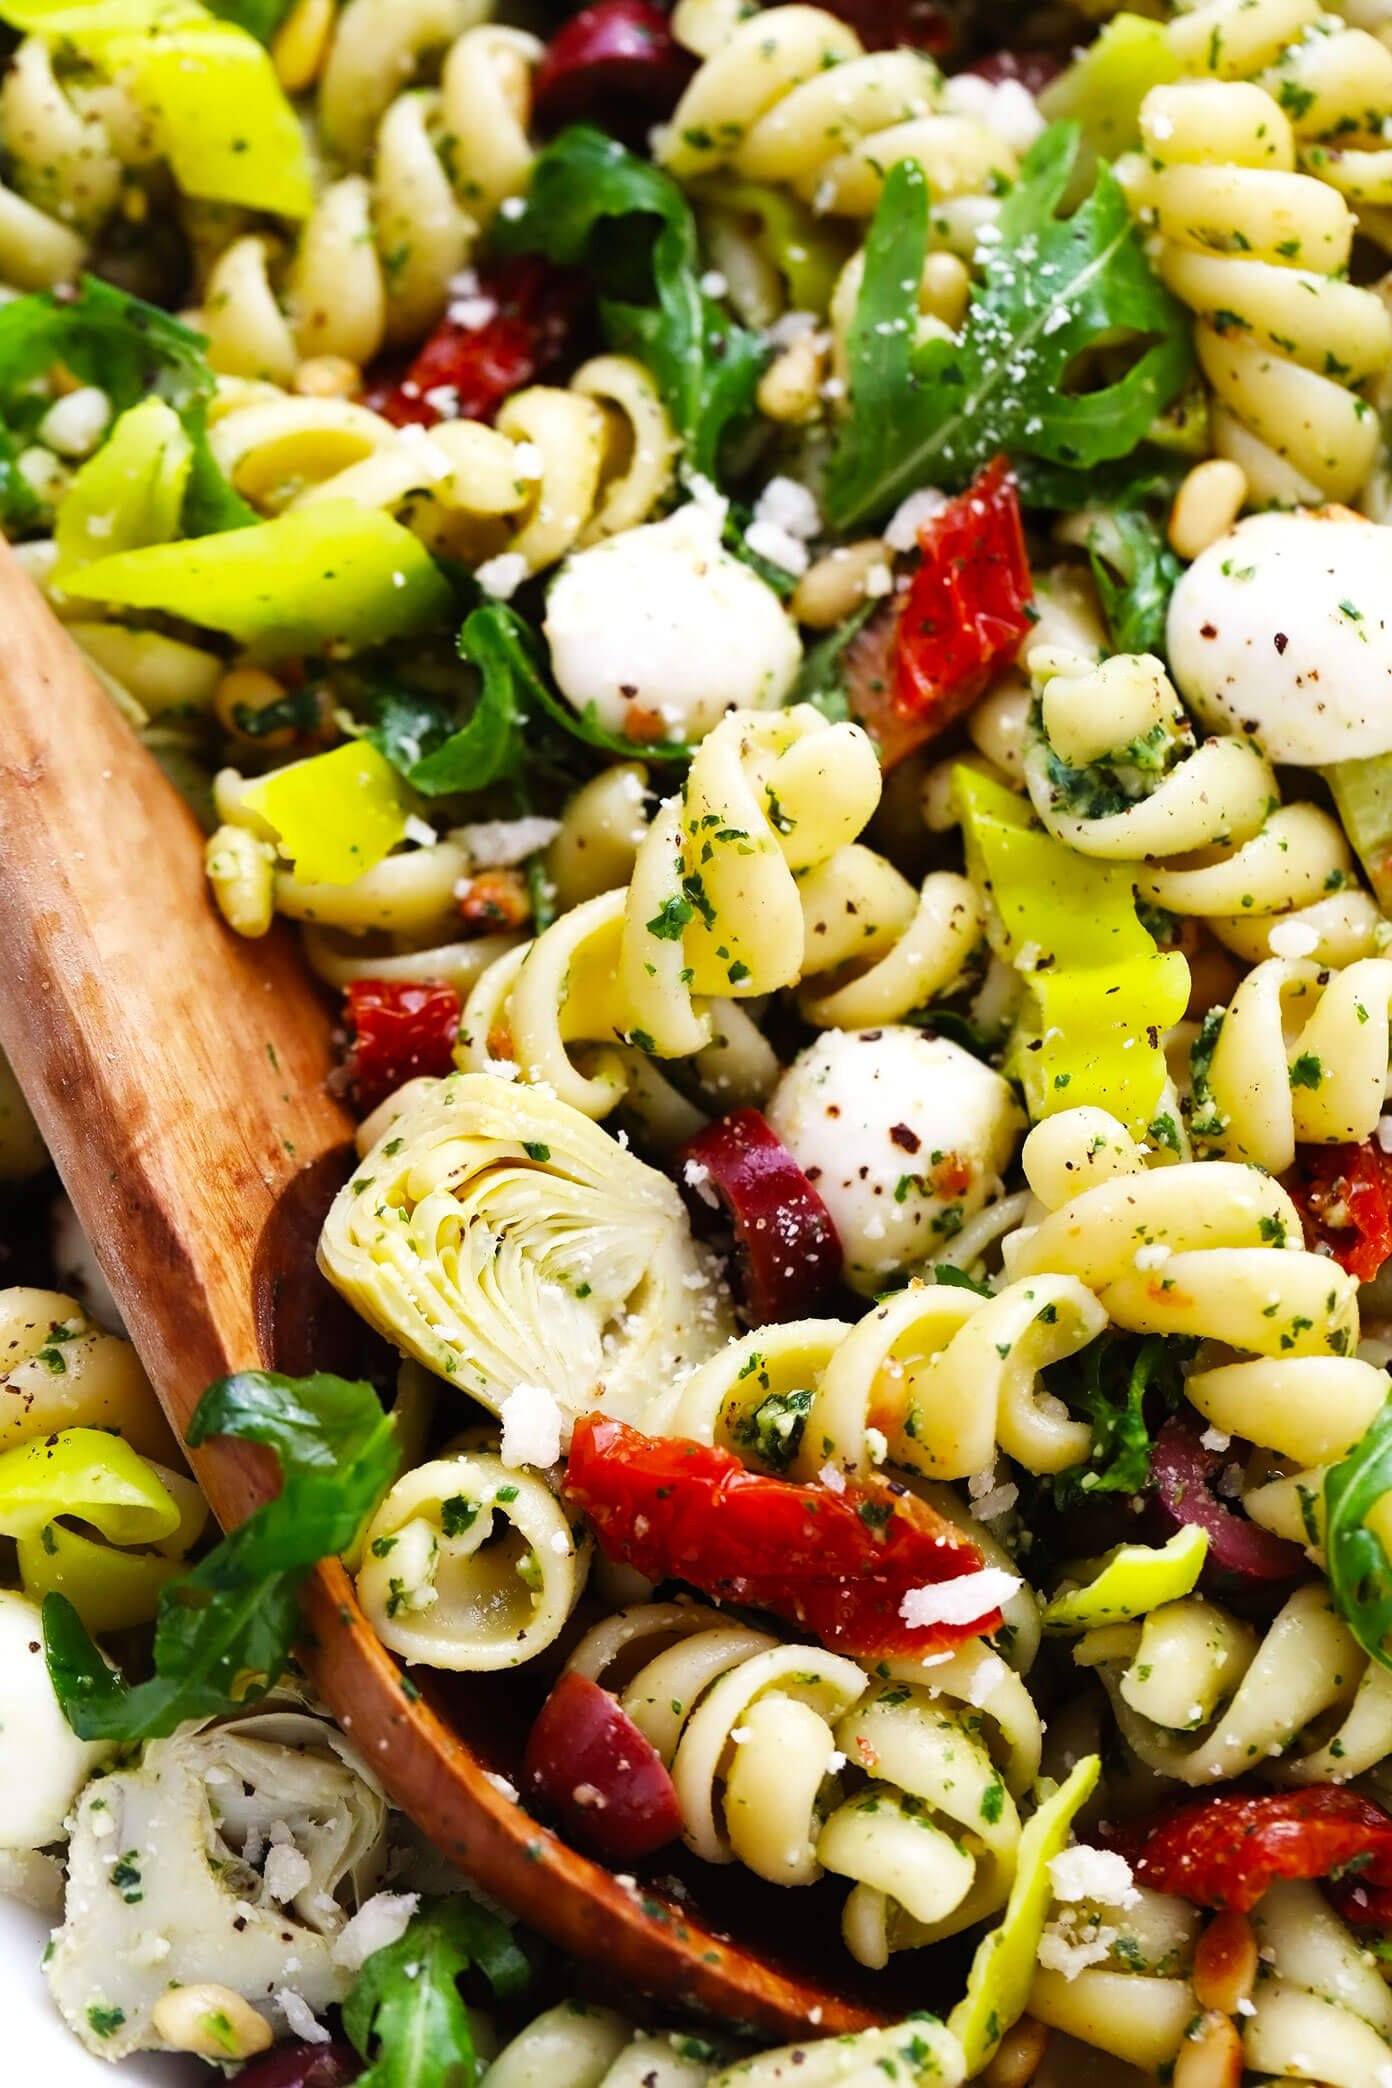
[0,1429,208,1633]
[18,1522,180,1633]
[63,501,454,654]
[1042,1525,1209,1634]
[241,739,411,886]
[0,0,313,217]
[957,767,1189,1136]
[1039,13,1180,164]
[54,398,191,581]
[0,1427,182,1546]
[948,1754,1101,2075]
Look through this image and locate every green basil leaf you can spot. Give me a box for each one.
[344,1897,533,2088]
[44,1370,396,1741]
[492,124,766,482]
[1326,1393,1392,1670]
[824,129,1193,530]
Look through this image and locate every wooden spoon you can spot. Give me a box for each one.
[0,541,901,2038]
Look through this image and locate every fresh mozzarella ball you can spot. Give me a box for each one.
[0,1591,112,1849]
[1168,510,1392,764]
[544,500,802,742]
[766,1028,1024,1295]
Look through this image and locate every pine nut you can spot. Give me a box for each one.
[293,353,362,400]
[756,331,827,423]
[792,538,890,627]
[205,824,277,939]
[1168,459,1246,561]
[272,0,336,92]
[1193,1910,1259,2015]
[1172,2010,1243,2088]
[151,1984,273,2061]
[981,2015,1049,2087]
[920,251,971,333]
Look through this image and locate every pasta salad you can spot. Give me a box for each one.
[7,0,1392,2083]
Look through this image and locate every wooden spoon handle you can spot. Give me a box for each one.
[0,546,349,1510]
[0,541,883,2038]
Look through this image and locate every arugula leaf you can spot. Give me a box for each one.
[824,129,1193,529]
[0,277,253,535]
[788,600,877,723]
[204,0,293,41]
[344,1897,533,2088]
[492,125,766,482]
[1326,1394,1392,1671]
[456,601,694,764]
[1089,503,1183,658]
[1047,1332,1184,1507]
[43,1370,395,1741]
[367,610,529,797]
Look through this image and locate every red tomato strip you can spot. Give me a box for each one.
[522,1669,683,1863]
[344,979,461,1114]
[894,456,1033,728]
[533,1,695,140]
[1148,1417,1308,1587]
[677,1108,842,1323]
[563,1415,997,1660]
[1285,1137,1392,1283]
[368,258,583,430]
[1106,1788,1392,1915]
[846,458,1033,767]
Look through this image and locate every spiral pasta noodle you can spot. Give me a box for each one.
[1244,1879,1392,2086]
[318,1071,733,1423]
[202,17,536,375]
[479,2000,966,2088]
[1078,1580,1392,1787]
[566,1600,1036,1967]
[1027,1885,1201,2078]
[1169,0,1392,241]
[1002,1112,1387,1503]
[659,6,1015,235]
[0,1287,178,1463]
[1025,644,1385,968]
[203,354,678,579]
[457,705,880,1117]
[794,852,985,1030]
[1121,74,1392,502]
[1188,950,1392,1171]
[1030,1877,1392,2085]
[356,1445,590,1670]
[0,38,127,290]
[659,1283,1103,1483]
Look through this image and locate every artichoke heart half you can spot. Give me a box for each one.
[318,1073,733,1426]
[47,1700,388,2057]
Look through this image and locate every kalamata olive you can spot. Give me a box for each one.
[523,1669,684,1864]
[233,2041,360,2088]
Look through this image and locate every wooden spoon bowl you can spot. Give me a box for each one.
[0,541,900,2038]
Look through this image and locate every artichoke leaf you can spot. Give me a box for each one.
[47,1698,388,2058]
[319,1074,733,1428]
